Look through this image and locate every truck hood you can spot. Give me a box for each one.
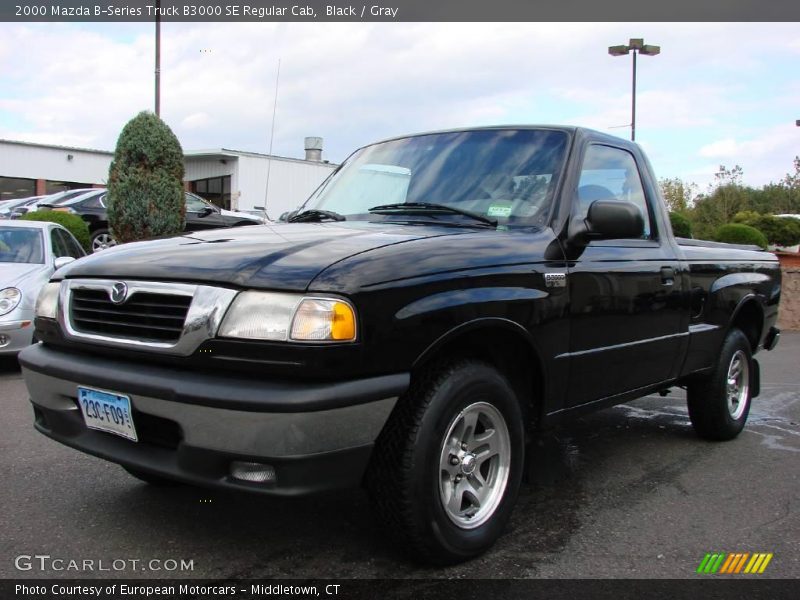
[57,222,471,291]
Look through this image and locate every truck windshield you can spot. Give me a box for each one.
[301,129,569,228]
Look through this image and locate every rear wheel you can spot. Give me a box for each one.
[91,229,117,253]
[366,360,525,565]
[687,328,753,441]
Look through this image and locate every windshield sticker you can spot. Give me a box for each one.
[487,204,512,218]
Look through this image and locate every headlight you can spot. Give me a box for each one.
[219,292,356,342]
[0,287,22,317]
[35,282,60,319]
[291,298,356,341]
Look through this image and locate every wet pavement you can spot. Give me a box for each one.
[1,334,797,579]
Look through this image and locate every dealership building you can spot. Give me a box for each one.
[0,137,337,219]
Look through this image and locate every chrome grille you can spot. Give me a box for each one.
[60,279,238,356]
[70,288,192,343]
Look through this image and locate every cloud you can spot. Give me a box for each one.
[697,126,799,186]
[699,138,739,159]
[0,22,798,188]
[181,112,211,130]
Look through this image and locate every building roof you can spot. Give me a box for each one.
[185,148,336,167]
[0,138,114,156]
[0,138,336,167]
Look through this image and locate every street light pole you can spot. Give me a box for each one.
[631,47,637,141]
[609,38,660,142]
[155,0,161,116]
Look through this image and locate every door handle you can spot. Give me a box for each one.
[660,266,675,286]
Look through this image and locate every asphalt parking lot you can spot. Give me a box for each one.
[1,335,798,580]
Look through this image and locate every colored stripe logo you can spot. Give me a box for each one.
[697,552,773,574]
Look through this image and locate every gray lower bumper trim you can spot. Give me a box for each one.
[24,364,397,457]
[19,343,409,413]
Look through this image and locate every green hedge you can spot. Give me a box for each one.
[669,212,692,238]
[21,210,91,251]
[732,211,800,247]
[714,223,768,249]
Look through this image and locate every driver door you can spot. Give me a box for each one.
[565,144,684,407]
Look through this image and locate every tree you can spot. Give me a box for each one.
[733,211,800,247]
[107,112,185,244]
[714,164,744,187]
[779,156,800,213]
[748,184,795,215]
[669,212,692,238]
[783,156,800,190]
[688,165,751,240]
[659,177,697,213]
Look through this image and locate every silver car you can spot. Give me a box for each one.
[0,220,86,354]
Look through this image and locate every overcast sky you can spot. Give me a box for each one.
[1,22,798,190]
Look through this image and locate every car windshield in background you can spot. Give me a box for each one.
[57,190,105,207]
[48,189,95,204]
[0,227,44,264]
[303,128,569,227]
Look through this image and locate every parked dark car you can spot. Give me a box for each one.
[39,190,263,252]
[6,189,99,219]
[20,126,781,565]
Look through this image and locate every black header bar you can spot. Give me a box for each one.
[3,0,799,22]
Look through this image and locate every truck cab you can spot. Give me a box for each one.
[19,126,781,564]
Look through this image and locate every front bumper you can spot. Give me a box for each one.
[19,344,408,495]
[0,318,34,354]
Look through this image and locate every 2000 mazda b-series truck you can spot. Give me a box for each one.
[20,126,781,564]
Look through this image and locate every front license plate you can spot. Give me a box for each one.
[77,386,138,442]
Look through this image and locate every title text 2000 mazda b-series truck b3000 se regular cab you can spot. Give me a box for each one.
[20,127,781,564]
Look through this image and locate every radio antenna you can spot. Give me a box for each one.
[263,58,281,220]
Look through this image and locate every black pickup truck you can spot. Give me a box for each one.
[20,126,781,564]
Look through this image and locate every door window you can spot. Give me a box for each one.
[55,228,85,258]
[185,193,210,212]
[576,145,653,238]
[50,229,68,257]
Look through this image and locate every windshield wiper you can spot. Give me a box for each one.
[368,202,497,227]
[287,209,346,223]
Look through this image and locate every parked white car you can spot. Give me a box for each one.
[0,221,86,354]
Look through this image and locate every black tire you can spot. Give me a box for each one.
[90,228,117,253]
[123,466,181,487]
[687,328,753,441]
[366,360,525,565]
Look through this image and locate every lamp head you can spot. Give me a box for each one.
[608,45,630,56]
[640,44,661,56]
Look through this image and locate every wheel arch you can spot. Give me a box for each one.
[728,295,765,353]
[412,318,546,429]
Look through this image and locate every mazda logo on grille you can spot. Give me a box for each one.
[110,282,128,304]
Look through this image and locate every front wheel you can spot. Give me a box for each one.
[366,360,525,565]
[687,328,753,441]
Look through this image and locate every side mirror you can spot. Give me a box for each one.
[569,200,644,246]
[54,256,75,270]
[198,206,214,217]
